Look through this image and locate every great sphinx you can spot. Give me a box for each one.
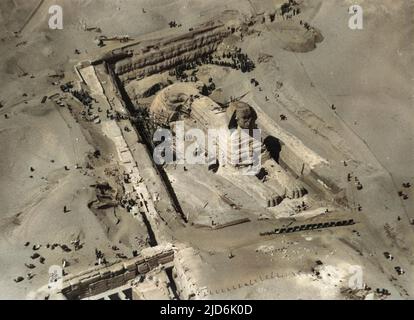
[149,82,307,206]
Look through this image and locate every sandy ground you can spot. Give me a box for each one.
[0,0,413,299]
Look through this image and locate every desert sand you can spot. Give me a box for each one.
[0,0,412,300]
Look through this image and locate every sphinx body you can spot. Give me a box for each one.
[149,83,307,206]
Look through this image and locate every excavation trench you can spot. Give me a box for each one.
[108,65,188,224]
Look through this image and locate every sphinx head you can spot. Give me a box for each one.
[228,101,257,130]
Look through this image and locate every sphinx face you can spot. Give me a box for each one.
[235,105,256,129]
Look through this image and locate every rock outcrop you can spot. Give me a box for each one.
[114,24,232,83]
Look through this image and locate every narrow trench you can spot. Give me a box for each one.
[108,67,186,299]
[154,163,188,223]
[140,212,158,247]
[110,66,188,223]
[165,267,180,300]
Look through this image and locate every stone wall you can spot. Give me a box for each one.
[60,244,174,300]
[114,24,231,83]
[278,142,345,202]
